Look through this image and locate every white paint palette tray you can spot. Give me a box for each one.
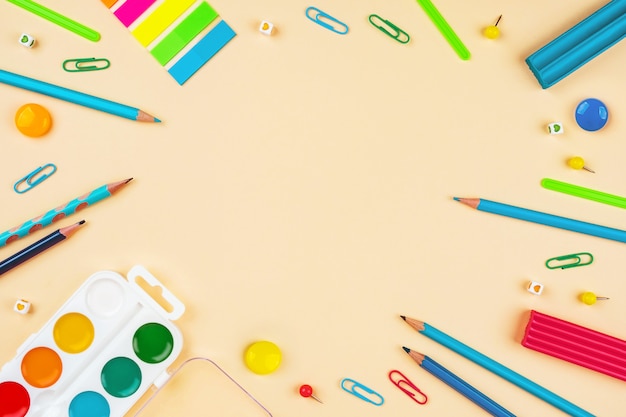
[0,265,185,417]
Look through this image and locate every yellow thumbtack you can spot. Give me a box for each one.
[581,291,609,305]
[483,15,502,39]
[567,156,595,173]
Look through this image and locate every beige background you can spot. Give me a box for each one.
[1,0,625,416]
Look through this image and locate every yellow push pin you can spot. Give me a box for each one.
[567,156,595,173]
[581,291,609,305]
[483,15,502,39]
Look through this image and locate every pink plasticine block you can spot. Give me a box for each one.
[522,310,626,381]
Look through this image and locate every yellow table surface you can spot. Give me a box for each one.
[1,1,625,416]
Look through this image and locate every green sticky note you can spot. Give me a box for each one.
[150,2,218,65]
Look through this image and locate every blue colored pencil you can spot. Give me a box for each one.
[454,197,626,243]
[401,316,595,417]
[403,347,515,417]
[0,69,159,122]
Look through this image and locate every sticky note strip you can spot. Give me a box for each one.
[150,2,218,65]
[168,19,235,85]
[114,0,158,27]
[132,0,197,46]
[101,0,118,8]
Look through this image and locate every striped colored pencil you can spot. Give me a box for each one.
[0,220,86,276]
[402,347,515,416]
[401,316,594,417]
[0,178,132,247]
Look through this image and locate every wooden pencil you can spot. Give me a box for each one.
[402,346,515,416]
[400,316,594,417]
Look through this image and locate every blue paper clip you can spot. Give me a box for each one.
[305,7,349,35]
[368,14,410,44]
[63,57,110,72]
[388,370,427,404]
[340,378,384,406]
[14,163,57,194]
[545,252,593,269]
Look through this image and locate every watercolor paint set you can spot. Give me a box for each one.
[0,265,185,417]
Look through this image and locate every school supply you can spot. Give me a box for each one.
[575,98,609,131]
[388,369,427,404]
[0,266,184,417]
[62,57,111,72]
[0,69,159,122]
[305,7,349,34]
[566,157,595,173]
[340,378,384,405]
[545,252,593,269]
[0,178,132,247]
[414,0,470,60]
[13,164,57,193]
[368,14,410,43]
[299,384,323,403]
[0,220,85,276]
[525,0,626,88]
[401,316,594,417]
[454,197,626,243]
[402,347,513,416]
[580,291,609,305]
[100,0,236,85]
[7,0,100,41]
[14,103,52,137]
[522,310,625,381]
[541,178,626,209]
[483,15,502,39]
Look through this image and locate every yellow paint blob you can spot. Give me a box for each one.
[15,103,52,137]
[53,312,95,353]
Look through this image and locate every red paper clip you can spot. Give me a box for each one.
[388,370,427,404]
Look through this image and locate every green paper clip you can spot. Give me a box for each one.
[63,57,110,72]
[545,252,593,269]
[368,14,409,44]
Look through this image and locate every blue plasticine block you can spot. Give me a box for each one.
[526,0,626,89]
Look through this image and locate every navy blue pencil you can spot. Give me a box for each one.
[0,220,85,276]
[403,347,516,417]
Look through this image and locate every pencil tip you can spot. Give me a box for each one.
[78,220,86,225]
[402,346,410,354]
[155,118,161,123]
[125,178,134,183]
[453,197,460,201]
[400,315,406,321]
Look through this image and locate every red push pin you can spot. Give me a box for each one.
[299,384,323,403]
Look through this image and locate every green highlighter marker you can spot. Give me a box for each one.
[415,0,470,60]
[541,178,626,209]
[7,0,100,42]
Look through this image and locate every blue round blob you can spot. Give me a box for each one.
[69,391,110,417]
[575,98,608,132]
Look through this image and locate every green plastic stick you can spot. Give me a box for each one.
[541,178,626,209]
[415,0,470,60]
[7,0,100,42]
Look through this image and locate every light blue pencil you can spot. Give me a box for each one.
[0,69,159,122]
[402,317,595,417]
[403,347,515,417]
[454,197,626,243]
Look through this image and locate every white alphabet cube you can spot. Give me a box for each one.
[259,21,275,35]
[19,33,35,48]
[547,122,563,135]
[14,299,31,314]
[527,281,544,295]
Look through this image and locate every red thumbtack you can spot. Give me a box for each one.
[299,384,323,403]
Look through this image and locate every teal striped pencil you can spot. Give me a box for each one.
[401,316,594,417]
[0,178,132,247]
